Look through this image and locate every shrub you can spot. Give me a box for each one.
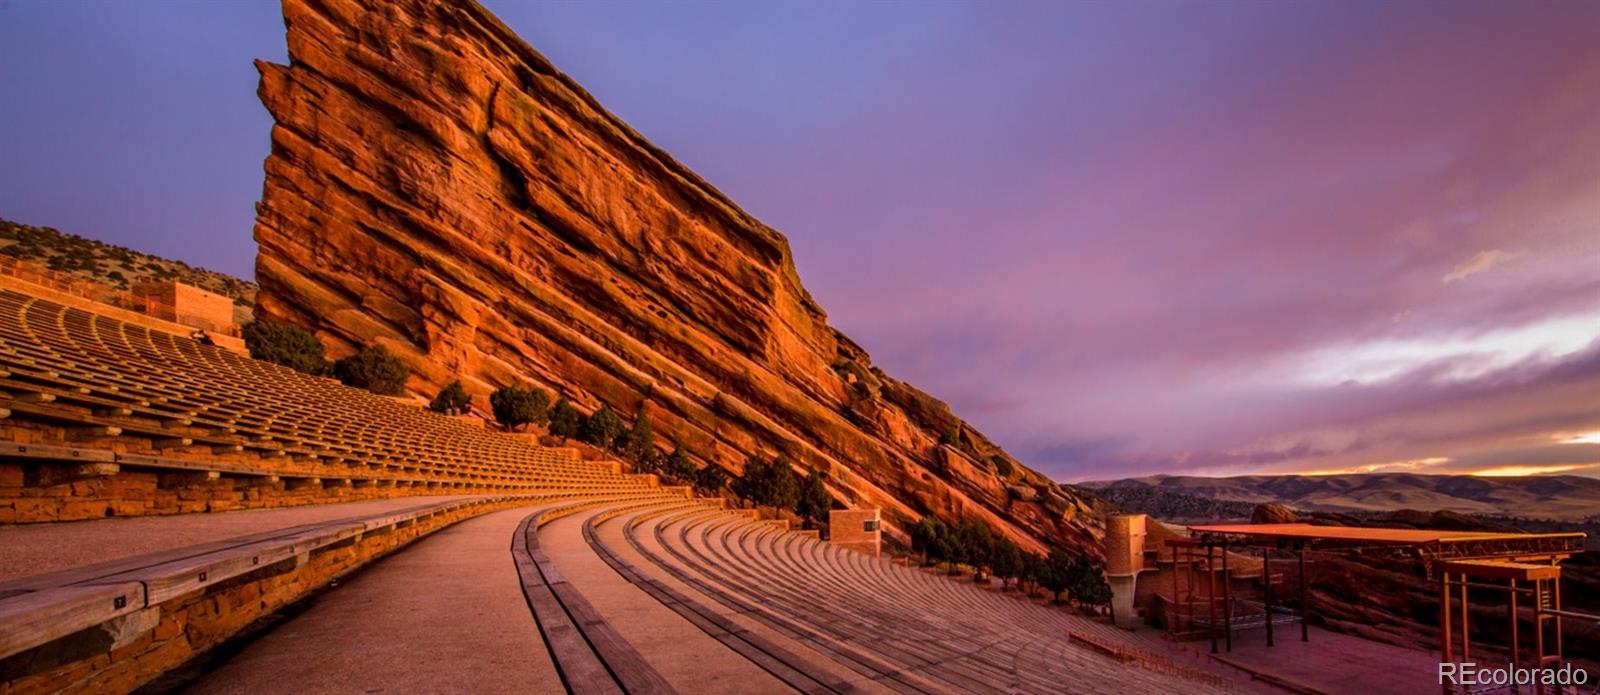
[991,537,1023,588]
[580,405,625,449]
[1039,550,1074,603]
[732,455,799,510]
[1067,557,1113,607]
[939,426,960,447]
[547,397,581,442]
[332,344,408,396]
[795,470,832,529]
[911,516,953,567]
[243,320,327,375]
[489,385,550,429]
[692,464,727,496]
[662,444,695,483]
[620,415,655,464]
[429,380,471,414]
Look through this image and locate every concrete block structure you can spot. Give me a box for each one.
[829,508,881,558]
[1105,513,1150,628]
[132,280,236,335]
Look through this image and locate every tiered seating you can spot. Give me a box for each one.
[0,285,1250,693]
[505,498,1237,695]
[0,289,656,521]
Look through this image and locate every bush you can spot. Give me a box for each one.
[732,454,799,510]
[429,380,471,414]
[991,537,1023,588]
[580,405,626,449]
[332,344,408,396]
[911,516,952,567]
[243,320,327,375]
[620,415,655,464]
[939,426,960,447]
[1038,550,1074,603]
[692,464,727,496]
[547,397,581,442]
[489,385,550,429]
[795,470,832,529]
[663,444,695,483]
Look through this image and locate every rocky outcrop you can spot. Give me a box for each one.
[252,0,1100,554]
[1250,502,1298,525]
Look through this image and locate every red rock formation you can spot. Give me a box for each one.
[252,0,1100,553]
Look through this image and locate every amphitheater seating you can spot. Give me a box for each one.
[0,285,1245,693]
[0,289,657,524]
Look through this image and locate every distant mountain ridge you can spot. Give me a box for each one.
[1079,472,1600,522]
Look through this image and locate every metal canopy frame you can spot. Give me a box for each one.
[1170,523,1590,694]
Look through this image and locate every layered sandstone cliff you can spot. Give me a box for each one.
[253,0,1100,553]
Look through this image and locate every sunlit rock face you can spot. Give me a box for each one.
[252,0,1101,553]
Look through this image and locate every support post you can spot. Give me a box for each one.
[1460,576,1470,661]
[1299,548,1309,642]
[1263,547,1274,647]
[1533,579,1544,666]
[1508,578,1518,671]
[1208,544,1218,654]
[1440,571,1453,663]
[1223,540,1232,652]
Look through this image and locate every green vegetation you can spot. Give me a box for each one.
[732,454,799,510]
[990,536,1024,588]
[579,405,625,449]
[692,463,727,496]
[429,380,472,414]
[547,397,581,443]
[939,426,961,447]
[909,515,1110,603]
[0,217,256,305]
[332,344,408,396]
[795,470,832,529]
[242,320,328,375]
[619,415,659,472]
[1034,549,1111,606]
[663,443,696,483]
[489,384,550,429]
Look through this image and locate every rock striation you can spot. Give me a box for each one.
[253,0,1099,552]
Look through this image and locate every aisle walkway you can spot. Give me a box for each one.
[185,506,561,694]
[0,496,481,581]
[537,506,789,694]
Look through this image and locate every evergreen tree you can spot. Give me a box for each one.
[580,405,625,449]
[795,470,832,530]
[663,443,696,483]
[429,380,471,414]
[332,344,408,396]
[242,320,327,375]
[546,397,581,442]
[692,464,727,496]
[488,385,549,429]
[621,415,655,464]
[991,536,1023,589]
[1039,549,1074,603]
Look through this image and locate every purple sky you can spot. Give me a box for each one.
[2,1,1597,481]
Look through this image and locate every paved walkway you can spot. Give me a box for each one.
[184,506,561,694]
[1205,625,1441,694]
[0,496,479,581]
[538,507,789,694]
